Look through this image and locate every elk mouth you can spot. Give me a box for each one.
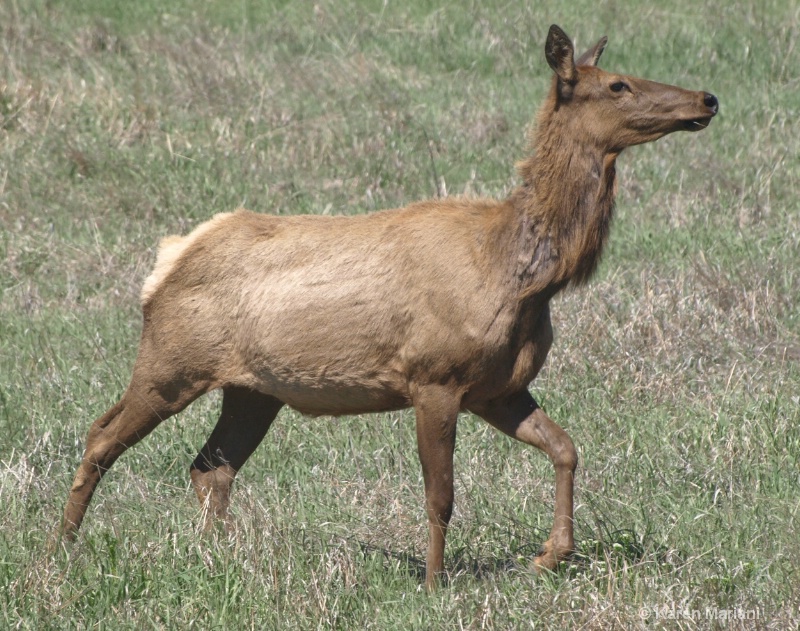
[681,117,713,132]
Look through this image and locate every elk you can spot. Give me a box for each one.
[60,25,718,590]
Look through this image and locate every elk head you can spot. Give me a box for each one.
[544,24,719,153]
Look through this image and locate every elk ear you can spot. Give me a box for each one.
[575,36,608,67]
[545,25,577,85]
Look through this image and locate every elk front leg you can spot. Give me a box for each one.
[471,389,577,572]
[413,384,461,591]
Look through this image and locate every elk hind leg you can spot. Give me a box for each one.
[61,361,208,539]
[190,386,283,528]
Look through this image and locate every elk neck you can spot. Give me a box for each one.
[508,106,619,297]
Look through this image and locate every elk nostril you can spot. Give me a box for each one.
[704,92,719,113]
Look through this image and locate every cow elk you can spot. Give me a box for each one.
[60,25,718,590]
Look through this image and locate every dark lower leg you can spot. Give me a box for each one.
[190,386,282,525]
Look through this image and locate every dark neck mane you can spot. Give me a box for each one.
[509,101,619,296]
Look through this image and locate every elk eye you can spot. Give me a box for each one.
[610,81,628,93]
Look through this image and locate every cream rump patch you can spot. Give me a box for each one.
[140,212,234,305]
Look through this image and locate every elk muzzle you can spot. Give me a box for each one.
[681,92,719,132]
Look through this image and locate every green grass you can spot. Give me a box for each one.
[2,0,799,628]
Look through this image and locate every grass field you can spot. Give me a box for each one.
[1,0,799,628]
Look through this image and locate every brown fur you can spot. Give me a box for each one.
[59,25,718,590]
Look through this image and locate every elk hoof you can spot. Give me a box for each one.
[533,551,558,574]
[532,539,572,574]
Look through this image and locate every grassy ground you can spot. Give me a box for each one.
[2,0,799,628]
